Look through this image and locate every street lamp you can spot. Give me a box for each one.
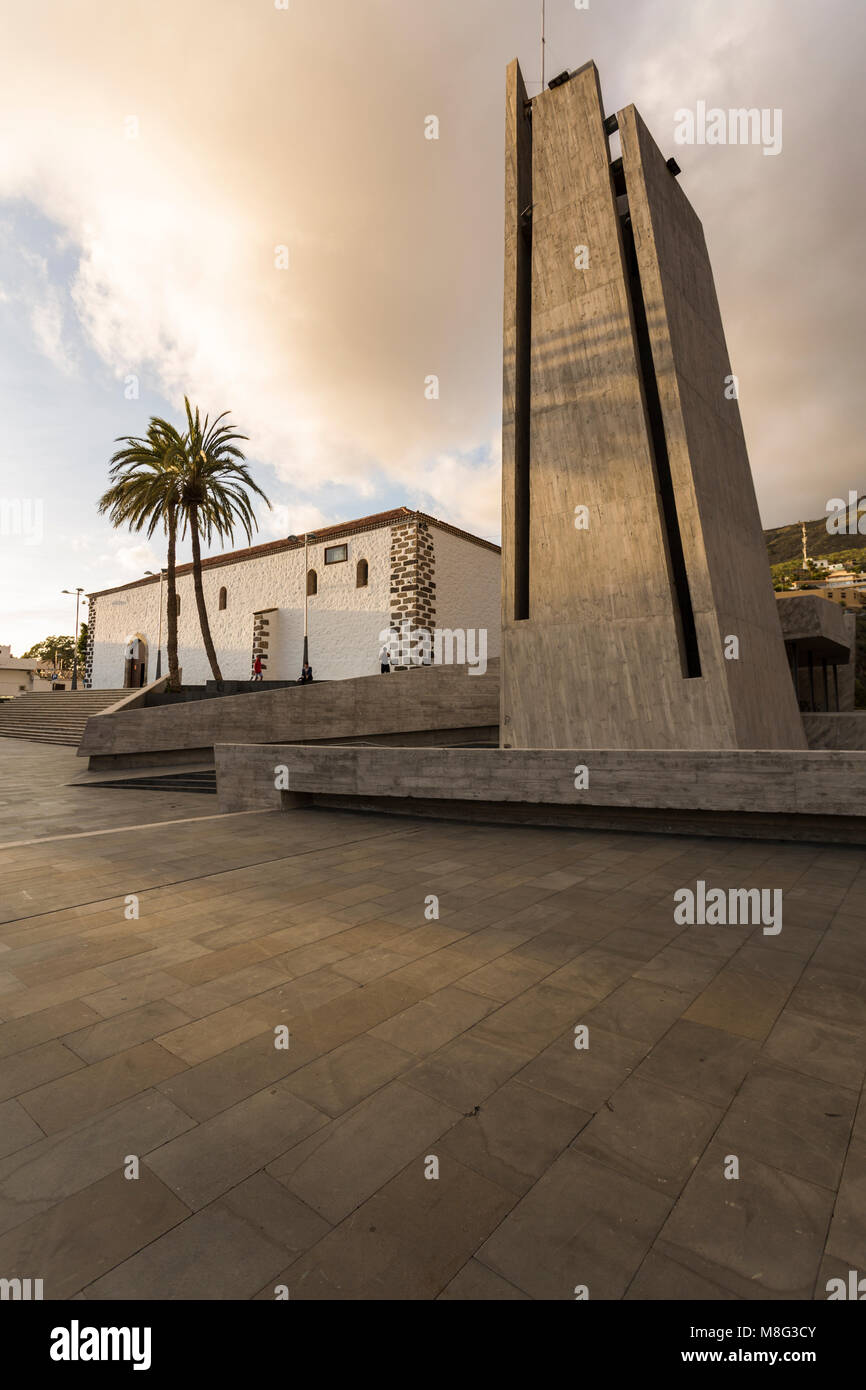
[145,569,168,678]
[303,531,317,668]
[288,530,317,671]
[61,587,84,690]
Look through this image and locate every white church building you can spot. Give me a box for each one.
[85,507,501,689]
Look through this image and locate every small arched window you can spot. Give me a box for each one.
[307,569,318,596]
[218,586,227,611]
[356,558,369,588]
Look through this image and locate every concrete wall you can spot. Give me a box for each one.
[500,60,804,752]
[620,105,805,750]
[214,743,866,844]
[776,594,856,711]
[802,713,866,749]
[79,659,500,763]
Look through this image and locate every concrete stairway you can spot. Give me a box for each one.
[0,690,128,746]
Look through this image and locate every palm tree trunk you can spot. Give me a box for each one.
[165,505,181,692]
[189,503,223,684]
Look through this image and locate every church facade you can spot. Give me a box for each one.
[85,507,501,689]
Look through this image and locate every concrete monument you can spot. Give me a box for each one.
[501,59,806,751]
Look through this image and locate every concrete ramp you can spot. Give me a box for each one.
[79,661,499,770]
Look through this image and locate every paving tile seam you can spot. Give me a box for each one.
[808,1078,866,1299]
[75,1164,195,1299]
[0,808,273,851]
[0,824,426,929]
[622,1237,741,1303]
[268,1129,521,1296]
[638,1143,839,1303]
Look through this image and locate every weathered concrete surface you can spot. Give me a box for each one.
[803,714,866,750]
[500,61,804,752]
[214,744,866,843]
[97,675,170,717]
[776,594,852,654]
[79,662,499,767]
[620,104,805,750]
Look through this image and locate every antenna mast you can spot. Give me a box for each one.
[541,0,546,91]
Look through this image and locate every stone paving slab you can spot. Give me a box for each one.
[0,741,864,1298]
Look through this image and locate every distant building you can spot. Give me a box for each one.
[0,644,40,698]
[775,593,858,711]
[810,583,866,611]
[86,508,501,689]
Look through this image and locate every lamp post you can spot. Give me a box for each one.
[61,587,84,690]
[303,531,317,668]
[288,530,317,671]
[145,569,167,678]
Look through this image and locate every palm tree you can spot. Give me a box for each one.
[176,398,271,685]
[98,421,185,691]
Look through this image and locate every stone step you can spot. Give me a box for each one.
[0,688,132,745]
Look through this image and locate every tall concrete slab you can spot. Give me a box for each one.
[500,60,805,751]
[618,104,805,750]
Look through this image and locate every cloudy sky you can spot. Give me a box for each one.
[0,0,863,653]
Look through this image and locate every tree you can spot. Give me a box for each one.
[23,636,74,671]
[176,398,271,685]
[98,420,186,691]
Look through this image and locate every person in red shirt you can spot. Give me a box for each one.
[252,655,263,681]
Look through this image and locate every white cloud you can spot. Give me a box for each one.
[260,502,332,539]
[0,0,862,538]
[95,542,160,576]
[29,288,77,375]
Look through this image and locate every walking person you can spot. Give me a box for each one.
[252,654,263,682]
[379,642,391,674]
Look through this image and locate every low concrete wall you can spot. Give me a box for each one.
[803,712,866,750]
[79,661,499,766]
[97,675,169,717]
[214,743,866,844]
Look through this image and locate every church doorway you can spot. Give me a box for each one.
[123,635,148,688]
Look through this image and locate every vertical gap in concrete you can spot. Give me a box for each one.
[613,159,702,679]
[513,110,532,621]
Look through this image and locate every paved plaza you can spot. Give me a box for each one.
[0,738,864,1299]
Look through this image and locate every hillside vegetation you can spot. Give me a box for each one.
[764,496,866,566]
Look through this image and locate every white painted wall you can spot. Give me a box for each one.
[431,526,502,661]
[90,527,394,687]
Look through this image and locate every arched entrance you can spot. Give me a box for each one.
[123,634,148,688]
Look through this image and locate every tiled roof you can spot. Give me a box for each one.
[88,507,500,599]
